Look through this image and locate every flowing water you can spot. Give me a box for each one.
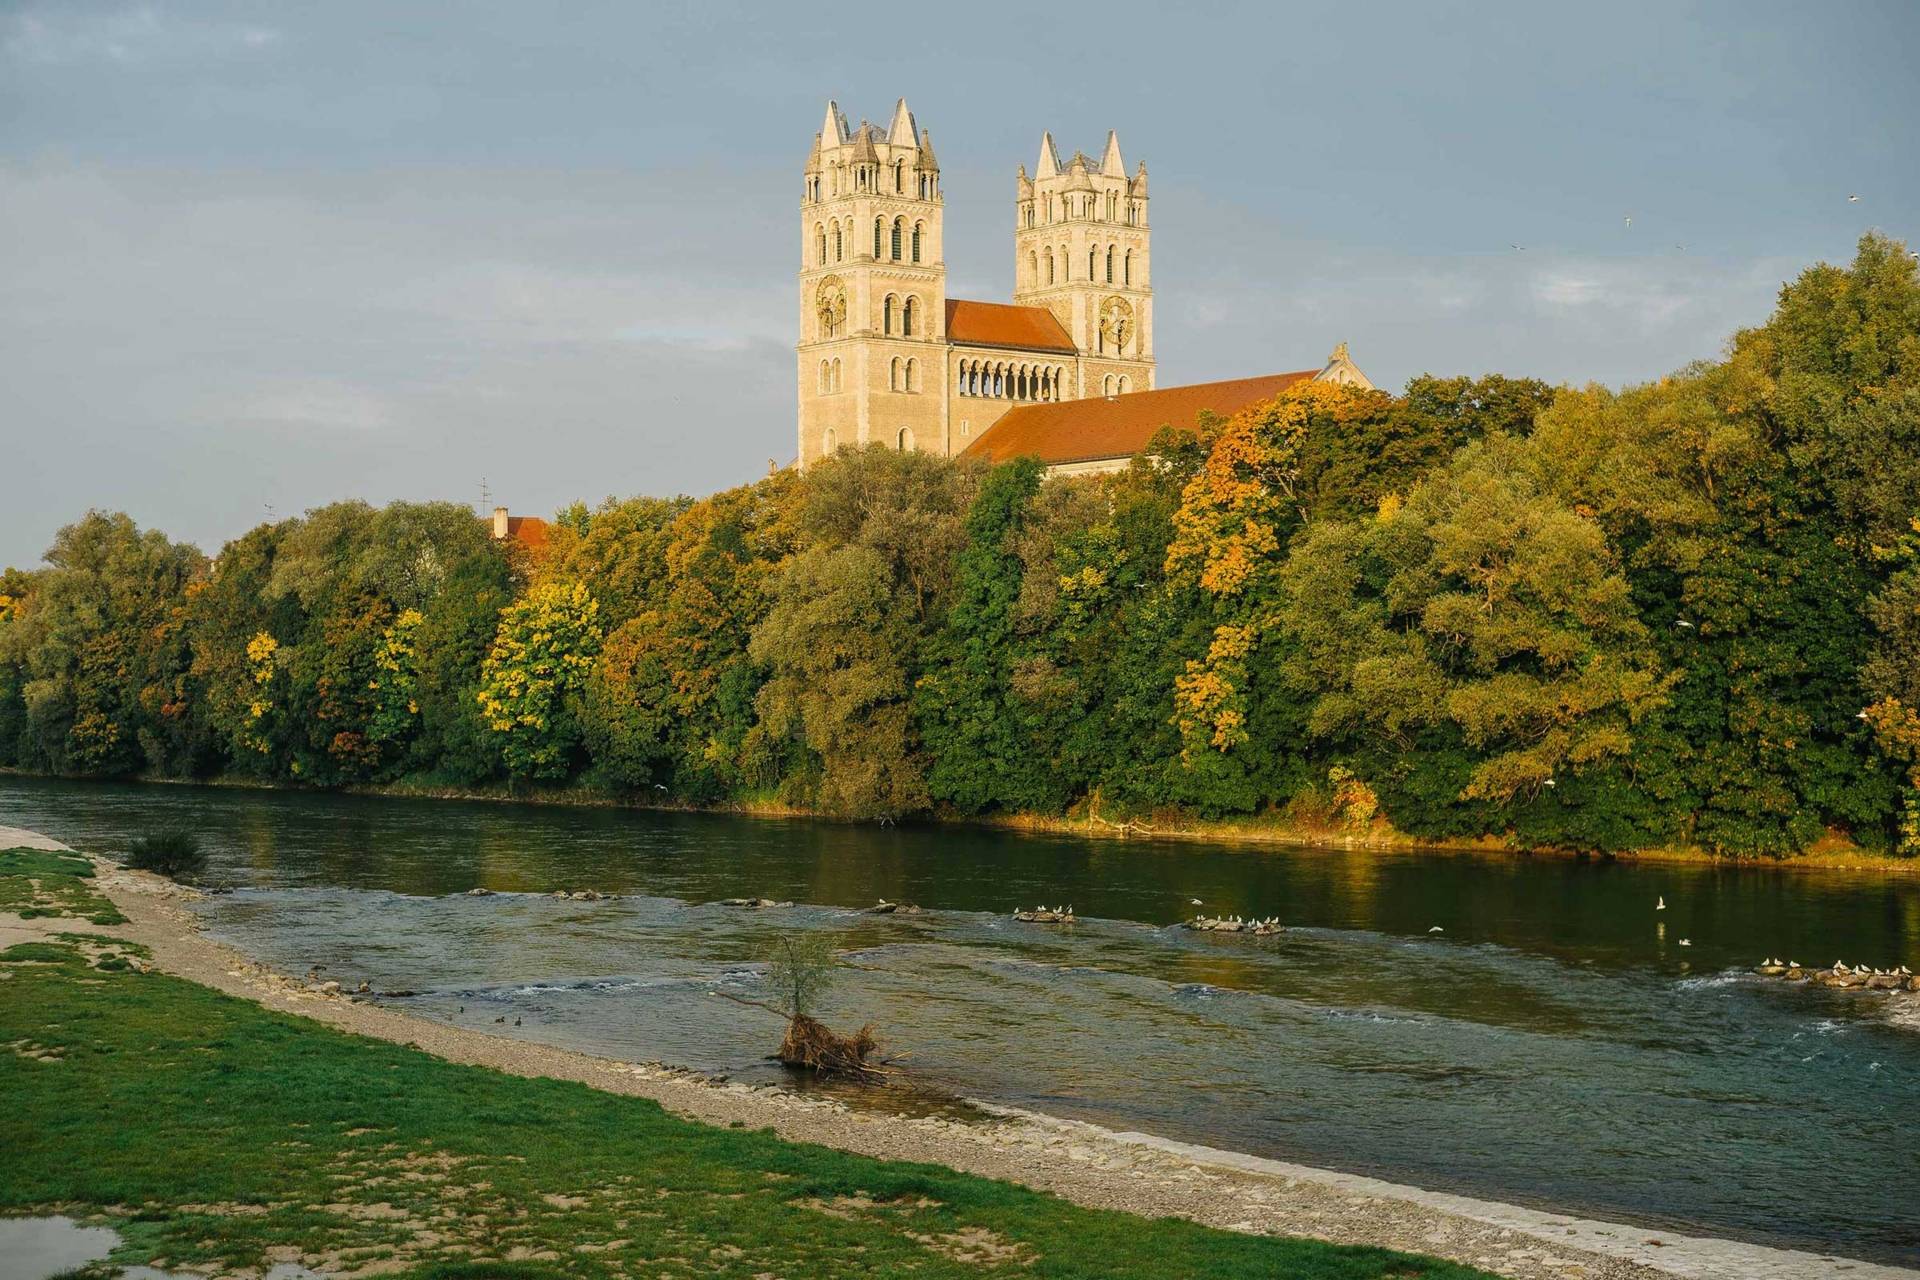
[5,775,1918,1265]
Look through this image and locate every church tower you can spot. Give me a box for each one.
[1011,130,1153,398]
[797,98,947,466]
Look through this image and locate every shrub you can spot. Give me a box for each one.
[125,830,208,881]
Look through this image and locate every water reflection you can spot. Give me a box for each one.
[4,774,1918,1266]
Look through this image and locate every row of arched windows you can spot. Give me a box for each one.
[819,426,918,455]
[880,293,920,336]
[819,357,923,394]
[1022,193,1143,226]
[1027,244,1136,288]
[1100,373,1134,396]
[814,217,927,267]
[871,216,924,263]
[809,165,938,203]
[957,358,1066,402]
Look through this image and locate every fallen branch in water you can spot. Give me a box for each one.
[713,938,895,1082]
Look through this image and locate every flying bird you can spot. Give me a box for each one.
[1675,619,1695,628]
[1190,898,1203,906]
[1511,243,1526,251]
[1543,779,1556,788]
[1656,896,1667,911]
[1848,194,1861,202]
[1428,926,1445,933]
[1624,216,1632,229]
[1678,938,1692,947]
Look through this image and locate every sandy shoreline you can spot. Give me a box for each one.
[4,823,1912,1280]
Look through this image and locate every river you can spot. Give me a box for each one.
[4,774,1916,1266]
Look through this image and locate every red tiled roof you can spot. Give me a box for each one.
[962,372,1321,467]
[944,299,1077,353]
[504,515,549,550]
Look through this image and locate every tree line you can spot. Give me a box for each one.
[2,235,1915,857]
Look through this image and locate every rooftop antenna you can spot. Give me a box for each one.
[480,476,491,512]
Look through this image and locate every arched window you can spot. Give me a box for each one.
[874,219,884,258]
[891,218,903,260]
[1124,250,1133,286]
[897,426,914,451]
[815,224,826,265]
[883,295,896,336]
[1106,246,1114,283]
[1088,247,1097,279]
[889,357,901,391]
[1118,375,1132,394]
[1028,251,1037,285]
[902,296,916,337]
[895,161,904,192]
[824,427,837,453]
[818,360,828,393]
[1046,251,1055,285]
[833,225,843,262]
[912,222,923,263]
[905,358,917,392]
[1103,374,1116,396]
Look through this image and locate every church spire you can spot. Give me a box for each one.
[887,97,917,147]
[1035,131,1061,180]
[1100,129,1125,177]
[819,98,847,148]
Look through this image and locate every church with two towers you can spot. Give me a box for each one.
[796,99,1371,474]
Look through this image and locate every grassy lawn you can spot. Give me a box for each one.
[1,881,1498,1280]
[0,846,126,926]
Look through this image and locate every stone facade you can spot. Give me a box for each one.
[796,98,1369,472]
[796,99,1160,467]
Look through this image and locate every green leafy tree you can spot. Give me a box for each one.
[1278,437,1673,845]
[8,513,207,777]
[917,457,1052,813]
[748,446,976,817]
[410,549,516,784]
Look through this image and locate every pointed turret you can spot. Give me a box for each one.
[916,127,939,171]
[1100,129,1125,177]
[850,121,879,164]
[1130,160,1149,197]
[887,97,917,147]
[1015,162,1031,197]
[1314,342,1374,390]
[1035,131,1061,180]
[819,99,847,148]
[804,132,821,173]
[1065,150,1093,191]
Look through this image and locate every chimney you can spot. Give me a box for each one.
[492,506,509,539]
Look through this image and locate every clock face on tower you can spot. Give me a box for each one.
[1099,296,1133,355]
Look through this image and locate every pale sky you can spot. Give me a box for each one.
[3,0,1917,568]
